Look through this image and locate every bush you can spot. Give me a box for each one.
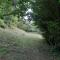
[9,16,18,27]
[17,21,30,31]
[0,19,6,28]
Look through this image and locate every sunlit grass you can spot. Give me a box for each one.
[0,28,44,60]
[0,28,59,60]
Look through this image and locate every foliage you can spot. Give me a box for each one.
[32,0,60,49]
[9,16,18,27]
[0,0,33,30]
[17,20,29,31]
[0,19,6,28]
[0,0,60,50]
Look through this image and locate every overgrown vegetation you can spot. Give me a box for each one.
[32,0,60,51]
[0,0,60,59]
[0,28,44,60]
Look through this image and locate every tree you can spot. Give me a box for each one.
[32,0,60,48]
[0,0,31,27]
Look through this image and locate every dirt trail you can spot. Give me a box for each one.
[0,28,55,60]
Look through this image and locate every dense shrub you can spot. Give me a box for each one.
[9,16,18,27]
[0,19,6,28]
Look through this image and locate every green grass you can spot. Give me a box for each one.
[0,28,44,60]
[0,28,59,60]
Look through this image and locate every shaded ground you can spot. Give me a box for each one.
[0,28,59,60]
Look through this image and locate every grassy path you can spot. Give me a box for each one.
[0,28,58,60]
